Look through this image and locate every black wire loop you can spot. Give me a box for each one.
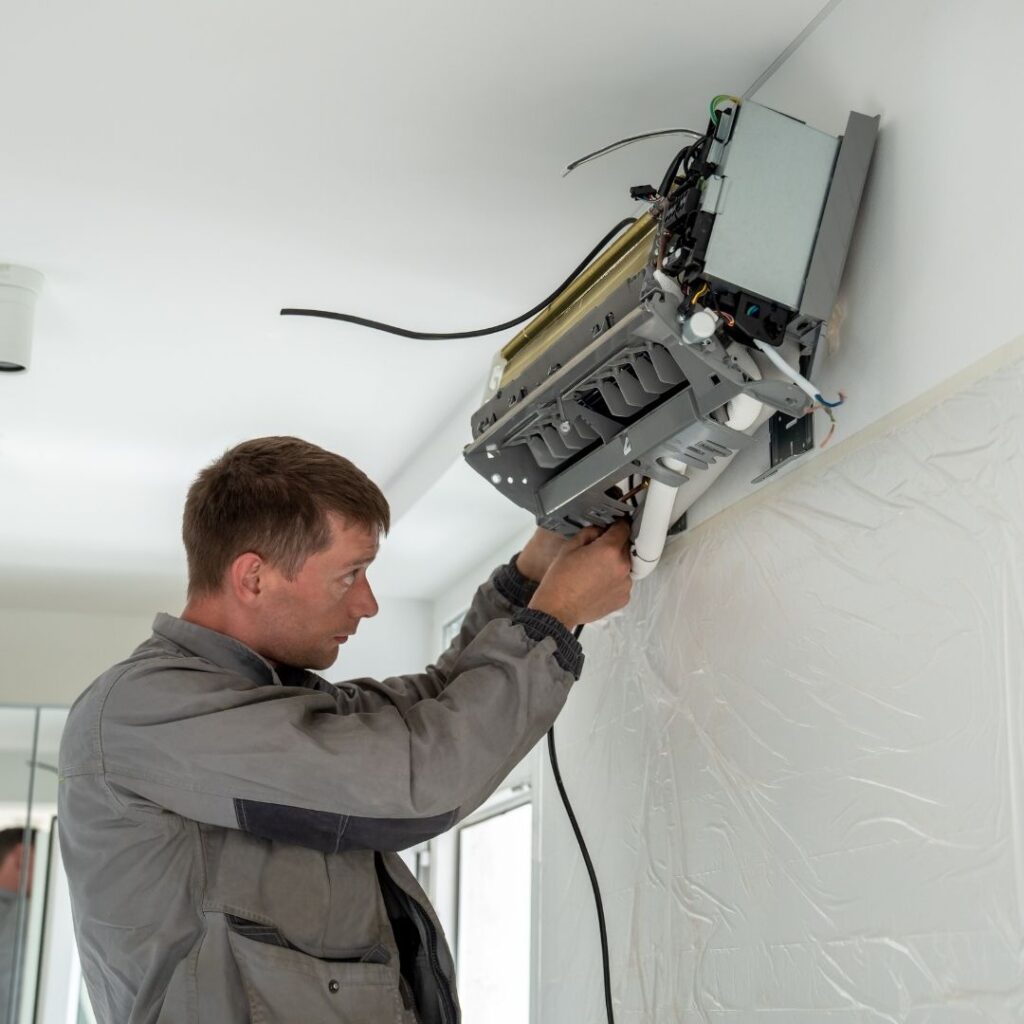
[280,218,638,341]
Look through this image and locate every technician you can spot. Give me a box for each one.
[58,435,632,1023]
[0,828,35,1024]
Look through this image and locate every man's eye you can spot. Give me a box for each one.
[341,571,358,586]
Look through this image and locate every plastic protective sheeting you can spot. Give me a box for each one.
[539,349,1024,1023]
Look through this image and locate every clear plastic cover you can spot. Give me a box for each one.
[539,349,1024,1021]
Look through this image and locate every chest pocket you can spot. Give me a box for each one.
[227,927,417,1024]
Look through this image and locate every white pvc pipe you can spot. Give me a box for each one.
[630,345,769,579]
[630,456,687,578]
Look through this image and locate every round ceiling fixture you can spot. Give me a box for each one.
[0,265,45,373]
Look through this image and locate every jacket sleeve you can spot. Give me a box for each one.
[328,556,544,716]
[99,608,583,854]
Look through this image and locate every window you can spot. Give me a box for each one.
[399,840,432,897]
[441,610,467,651]
[429,597,539,1023]
[0,705,94,1024]
[454,786,534,1024]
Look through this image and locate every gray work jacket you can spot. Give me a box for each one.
[1,889,20,1024]
[58,561,583,1024]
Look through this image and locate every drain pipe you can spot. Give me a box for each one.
[630,345,771,579]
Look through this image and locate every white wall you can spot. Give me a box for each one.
[536,2,1024,1019]
[0,597,432,706]
[540,337,1024,1022]
[0,607,156,706]
[687,0,1024,528]
[325,596,433,683]
[431,528,532,655]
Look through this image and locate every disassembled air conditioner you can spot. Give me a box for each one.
[464,98,879,577]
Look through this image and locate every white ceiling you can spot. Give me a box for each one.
[0,0,829,609]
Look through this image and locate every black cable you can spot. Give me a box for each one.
[656,143,692,200]
[547,622,615,1024]
[279,217,638,341]
[656,129,711,200]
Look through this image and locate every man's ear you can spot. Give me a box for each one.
[228,552,265,605]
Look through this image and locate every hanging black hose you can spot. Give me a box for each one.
[547,623,615,1024]
[280,218,637,341]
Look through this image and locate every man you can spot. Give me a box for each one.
[0,827,35,1024]
[59,435,632,1023]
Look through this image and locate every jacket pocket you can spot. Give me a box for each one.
[225,915,391,964]
[227,927,413,1024]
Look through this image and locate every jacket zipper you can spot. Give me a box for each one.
[403,896,457,1024]
[378,860,457,1024]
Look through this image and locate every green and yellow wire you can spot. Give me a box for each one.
[710,94,742,125]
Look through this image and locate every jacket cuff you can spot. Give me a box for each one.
[493,555,539,608]
[511,609,584,680]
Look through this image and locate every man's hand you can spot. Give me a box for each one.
[527,520,633,629]
[515,527,571,584]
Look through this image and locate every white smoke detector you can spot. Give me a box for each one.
[0,265,45,373]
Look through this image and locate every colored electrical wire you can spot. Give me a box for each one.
[562,128,704,177]
[655,228,669,271]
[620,477,648,506]
[690,282,709,307]
[657,123,714,200]
[751,337,842,407]
[787,396,842,448]
[754,337,845,446]
[815,392,845,408]
[709,94,742,124]
[280,217,637,340]
[819,406,838,448]
[548,622,616,1024]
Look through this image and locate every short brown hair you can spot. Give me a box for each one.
[0,827,36,865]
[183,436,390,597]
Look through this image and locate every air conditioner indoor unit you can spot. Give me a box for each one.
[464,98,878,577]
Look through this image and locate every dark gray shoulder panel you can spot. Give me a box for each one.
[234,798,456,853]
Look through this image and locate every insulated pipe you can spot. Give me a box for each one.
[630,345,770,579]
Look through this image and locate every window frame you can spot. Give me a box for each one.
[430,602,542,1024]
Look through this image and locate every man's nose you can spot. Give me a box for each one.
[354,574,379,619]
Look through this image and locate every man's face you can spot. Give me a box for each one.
[0,842,33,897]
[255,515,380,670]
